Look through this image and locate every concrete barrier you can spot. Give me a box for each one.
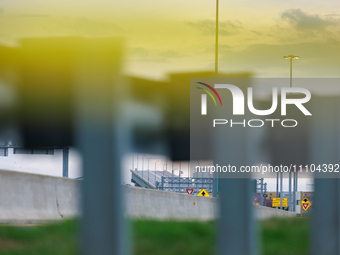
[253,204,296,219]
[124,186,217,220]
[0,169,80,223]
[0,169,295,223]
[124,186,296,220]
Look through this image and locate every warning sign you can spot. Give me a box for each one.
[197,188,210,197]
[186,189,194,195]
[272,197,288,207]
[302,197,312,211]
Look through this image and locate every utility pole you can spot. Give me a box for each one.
[264,183,267,206]
[289,169,292,211]
[280,172,283,210]
[215,0,219,74]
[260,178,263,207]
[276,172,279,198]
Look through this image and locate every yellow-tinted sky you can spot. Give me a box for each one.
[1,0,340,79]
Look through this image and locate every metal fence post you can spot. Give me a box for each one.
[219,178,256,255]
[214,81,256,255]
[310,97,340,255]
[62,147,69,178]
[312,179,339,254]
[75,38,129,255]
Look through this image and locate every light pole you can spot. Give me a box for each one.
[142,155,147,180]
[284,55,299,88]
[276,172,279,198]
[172,167,178,177]
[289,169,292,211]
[155,161,159,173]
[164,157,167,176]
[179,161,181,178]
[264,183,267,206]
[280,172,283,210]
[147,158,153,184]
[148,158,161,183]
[215,0,219,74]
[188,161,190,178]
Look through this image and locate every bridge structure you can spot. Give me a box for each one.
[131,169,218,197]
[131,169,173,189]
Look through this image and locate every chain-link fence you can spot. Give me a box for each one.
[157,177,217,196]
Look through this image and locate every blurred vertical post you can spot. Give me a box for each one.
[218,180,255,254]
[215,84,256,255]
[74,38,128,255]
[310,97,340,255]
[62,147,69,177]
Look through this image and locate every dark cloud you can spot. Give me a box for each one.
[187,20,243,36]
[281,9,339,30]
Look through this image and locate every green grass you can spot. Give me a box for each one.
[0,217,310,255]
[261,217,310,255]
[0,220,78,255]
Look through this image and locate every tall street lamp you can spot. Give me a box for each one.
[148,158,161,183]
[148,158,151,183]
[179,161,181,178]
[215,0,219,74]
[172,167,178,177]
[142,155,147,180]
[284,55,299,88]
[164,157,167,176]
[155,161,159,173]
